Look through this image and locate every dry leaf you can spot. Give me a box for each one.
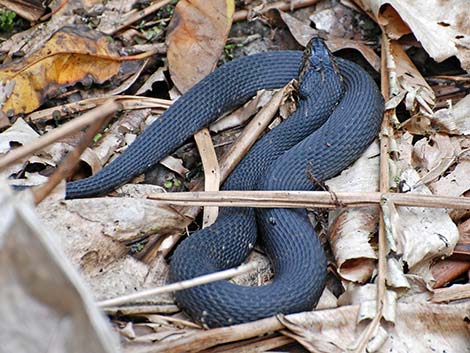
[89,108,154,174]
[0,117,38,154]
[166,0,234,93]
[0,0,45,22]
[136,66,167,95]
[432,159,470,198]
[0,26,121,114]
[385,38,435,113]
[412,133,461,186]
[160,155,190,177]
[36,186,186,302]
[409,133,470,198]
[389,168,459,279]
[326,142,380,283]
[0,117,99,186]
[0,118,55,184]
[338,284,397,322]
[432,93,470,135]
[194,128,220,228]
[0,186,119,353]
[355,0,470,71]
[278,302,469,353]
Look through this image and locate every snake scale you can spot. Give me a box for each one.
[66,38,384,327]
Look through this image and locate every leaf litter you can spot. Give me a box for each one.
[0,0,469,352]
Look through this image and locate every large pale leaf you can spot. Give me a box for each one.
[355,0,470,71]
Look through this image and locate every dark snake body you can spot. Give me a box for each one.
[66,39,384,327]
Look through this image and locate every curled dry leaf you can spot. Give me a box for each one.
[160,155,190,178]
[0,118,55,184]
[135,66,167,95]
[431,93,470,135]
[326,142,379,284]
[0,26,121,114]
[338,283,397,322]
[355,0,470,71]
[386,168,459,282]
[279,303,469,353]
[166,0,234,93]
[0,117,38,154]
[412,133,463,189]
[384,38,435,113]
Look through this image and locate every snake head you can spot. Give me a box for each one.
[298,37,343,98]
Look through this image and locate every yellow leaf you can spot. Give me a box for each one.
[0,26,121,114]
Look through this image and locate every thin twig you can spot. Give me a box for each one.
[0,100,121,171]
[233,0,321,22]
[202,335,293,353]
[27,95,171,124]
[97,262,257,308]
[351,30,396,353]
[218,86,288,182]
[148,190,470,210]
[377,30,392,324]
[33,100,121,204]
[104,0,174,35]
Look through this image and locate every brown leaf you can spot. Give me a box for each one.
[355,0,470,72]
[0,26,121,114]
[166,0,234,93]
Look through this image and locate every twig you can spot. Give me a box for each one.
[233,0,321,22]
[97,262,257,308]
[432,283,470,303]
[351,31,393,353]
[202,335,293,353]
[377,29,392,324]
[148,190,470,210]
[218,86,288,182]
[33,100,121,204]
[0,100,121,171]
[104,0,174,35]
[27,95,171,124]
[142,315,284,353]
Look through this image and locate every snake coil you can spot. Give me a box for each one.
[66,38,384,327]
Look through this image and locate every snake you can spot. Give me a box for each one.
[65,38,384,327]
